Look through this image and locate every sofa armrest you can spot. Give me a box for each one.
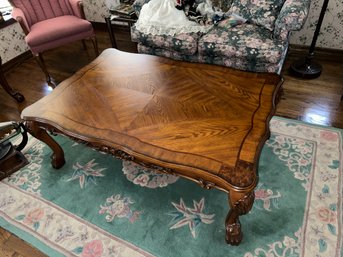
[132,0,151,16]
[274,0,311,40]
[11,7,30,35]
[68,0,85,19]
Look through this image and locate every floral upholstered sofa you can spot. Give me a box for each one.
[131,0,310,74]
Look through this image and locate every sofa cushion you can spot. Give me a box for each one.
[131,26,199,55]
[198,24,287,64]
[211,0,233,12]
[227,0,285,31]
[137,43,201,63]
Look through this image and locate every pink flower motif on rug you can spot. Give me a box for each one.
[316,207,337,224]
[23,208,45,226]
[320,131,339,141]
[81,240,103,257]
[254,183,281,211]
[15,207,45,231]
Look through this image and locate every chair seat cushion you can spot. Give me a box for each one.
[26,15,94,52]
[131,25,199,55]
[198,24,287,64]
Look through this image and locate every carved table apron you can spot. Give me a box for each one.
[21,49,283,245]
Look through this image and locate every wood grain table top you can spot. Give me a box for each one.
[21,49,283,192]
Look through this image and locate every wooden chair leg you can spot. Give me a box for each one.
[35,53,55,88]
[91,36,99,56]
[81,40,87,51]
[0,57,25,102]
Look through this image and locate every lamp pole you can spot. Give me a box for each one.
[290,0,330,79]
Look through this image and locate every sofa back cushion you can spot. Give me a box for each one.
[208,0,233,12]
[227,0,285,31]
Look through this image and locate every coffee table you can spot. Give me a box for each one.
[21,49,283,245]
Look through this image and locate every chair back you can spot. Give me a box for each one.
[10,0,74,28]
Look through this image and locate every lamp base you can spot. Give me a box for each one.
[290,58,322,79]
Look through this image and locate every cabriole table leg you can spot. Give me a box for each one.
[225,190,255,245]
[25,121,65,169]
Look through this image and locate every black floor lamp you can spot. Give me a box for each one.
[290,0,330,79]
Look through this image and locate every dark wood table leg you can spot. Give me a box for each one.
[105,16,118,49]
[225,190,255,245]
[0,57,25,102]
[25,121,65,169]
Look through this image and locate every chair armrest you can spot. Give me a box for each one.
[132,0,151,16]
[11,7,30,35]
[68,0,86,19]
[274,0,311,40]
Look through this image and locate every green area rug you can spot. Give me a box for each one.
[0,117,342,257]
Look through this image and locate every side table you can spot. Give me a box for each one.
[0,57,25,103]
[105,15,137,48]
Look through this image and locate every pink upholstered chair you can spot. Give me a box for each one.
[9,0,99,86]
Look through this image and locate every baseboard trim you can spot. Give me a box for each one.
[2,51,32,73]
[289,44,343,62]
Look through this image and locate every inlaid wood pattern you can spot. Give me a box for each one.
[21,48,282,192]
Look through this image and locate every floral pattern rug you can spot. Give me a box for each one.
[0,117,341,257]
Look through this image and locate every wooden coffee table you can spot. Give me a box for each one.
[21,49,283,245]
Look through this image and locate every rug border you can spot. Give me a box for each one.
[1,116,342,257]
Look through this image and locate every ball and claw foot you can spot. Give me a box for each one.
[225,221,242,245]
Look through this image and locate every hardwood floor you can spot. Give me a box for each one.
[279,48,343,128]
[0,26,342,256]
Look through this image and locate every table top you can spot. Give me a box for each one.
[21,49,283,192]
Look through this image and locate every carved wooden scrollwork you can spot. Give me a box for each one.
[99,146,135,161]
[233,191,255,215]
[219,160,256,187]
[198,178,216,190]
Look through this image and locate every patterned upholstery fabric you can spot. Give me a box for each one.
[198,24,287,64]
[131,30,200,55]
[137,43,284,73]
[131,0,311,74]
[274,0,311,41]
[227,0,285,31]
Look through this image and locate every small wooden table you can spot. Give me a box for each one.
[21,49,283,245]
